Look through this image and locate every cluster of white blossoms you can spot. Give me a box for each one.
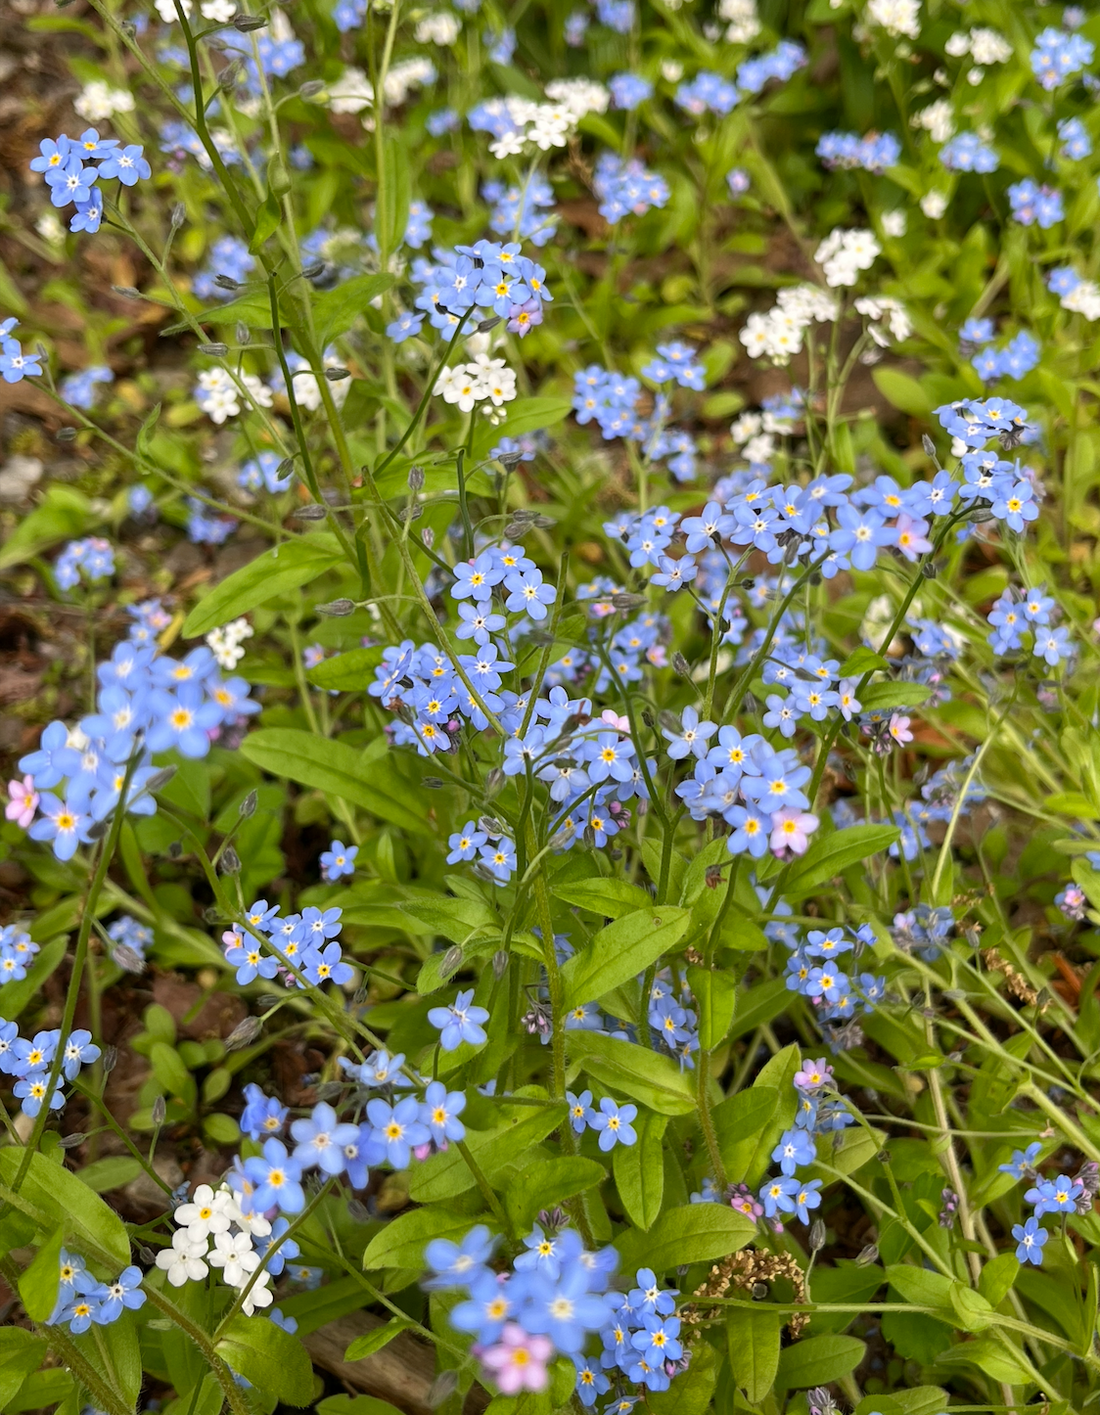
[282,352,350,413]
[739,285,839,364]
[1061,280,1100,321]
[717,0,761,44]
[325,58,436,115]
[194,369,273,426]
[854,295,912,347]
[206,618,254,671]
[912,98,955,144]
[945,27,1012,67]
[74,81,135,123]
[414,11,461,45]
[434,356,518,412]
[154,1184,275,1315]
[866,0,920,40]
[154,0,237,21]
[814,228,881,287]
[483,82,607,159]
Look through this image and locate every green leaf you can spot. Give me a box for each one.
[567,1031,697,1115]
[978,1252,1019,1308]
[73,1157,143,1194]
[382,137,411,264]
[726,1307,782,1405]
[935,1337,1031,1386]
[714,1088,779,1187]
[181,536,344,637]
[0,487,93,572]
[150,1041,193,1101]
[686,965,737,1050]
[344,1319,416,1362]
[728,977,789,1040]
[397,893,498,943]
[195,293,276,329]
[885,1264,954,1310]
[782,825,900,898]
[506,1156,607,1232]
[307,645,385,691]
[775,1334,866,1389]
[407,1104,567,1202]
[471,397,574,460]
[561,908,690,1011]
[18,1226,62,1323]
[79,1310,141,1406]
[950,1282,995,1332]
[871,367,932,417]
[249,190,282,253]
[0,1150,130,1272]
[552,878,654,919]
[0,1329,48,1411]
[315,274,398,343]
[856,1389,949,1415]
[839,647,889,677]
[612,1110,666,1230]
[857,681,931,711]
[215,1313,315,1406]
[239,729,433,836]
[362,1209,484,1270]
[615,1204,755,1275]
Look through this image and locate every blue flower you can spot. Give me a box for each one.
[91,1266,146,1322]
[589,1098,637,1151]
[772,1128,816,1176]
[242,1139,305,1213]
[520,1263,613,1353]
[366,1095,430,1168]
[1013,1216,1048,1265]
[792,1179,823,1224]
[61,1029,100,1081]
[57,1292,101,1333]
[320,839,358,880]
[567,1089,593,1133]
[420,1080,467,1144]
[226,939,279,986]
[427,989,490,1051]
[628,1268,677,1316]
[998,1142,1042,1179]
[241,1083,288,1140]
[759,1175,799,1218]
[425,1224,497,1289]
[574,1354,610,1406]
[302,941,355,987]
[290,1101,361,1175]
[631,1312,682,1367]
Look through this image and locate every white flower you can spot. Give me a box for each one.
[174,1184,237,1242]
[36,212,66,245]
[920,191,948,219]
[242,373,274,410]
[240,1269,274,1316]
[545,78,609,118]
[661,60,684,82]
[730,411,763,443]
[156,1230,209,1287]
[881,210,907,237]
[490,130,529,159]
[866,0,920,40]
[383,58,437,105]
[155,0,192,19]
[966,68,984,86]
[201,0,237,19]
[477,363,517,406]
[435,365,481,412]
[912,99,954,143]
[74,81,135,122]
[415,12,460,44]
[776,283,839,323]
[944,30,970,57]
[814,229,880,288]
[969,28,1011,65]
[718,0,761,43]
[738,313,771,359]
[1064,281,1100,320]
[854,295,911,345]
[742,432,776,464]
[327,67,374,114]
[208,1229,261,1288]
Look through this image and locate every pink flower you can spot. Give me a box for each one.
[769,808,818,858]
[600,710,630,732]
[479,1323,553,1394]
[888,713,913,745]
[894,513,932,562]
[5,776,38,829]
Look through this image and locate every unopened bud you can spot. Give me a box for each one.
[493,949,508,979]
[347,1198,371,1222]
[484,767,505,796]
[317,598,356,617]
[56,427,77,442]
[101,1045,118,1074]
[855,1242,879,1266]
[478,815,503,839]
[60,1132,86,1150]
[398,505,422,522]
[422,777,444,789]
[239,789,257,819]
[299,79,326,98]
[233,12,268,28]
[809,1219,827,1252]
[87,818,112,840]
[236,323,250,345]
[147,766,177,792]
[496,452,524,470]
[226,1017,262,1051]
[113,944,146,975]
[293,504,327,520]
[408,465,425,491]
[220,846,241,874]
[301,261,325,280]
[214,274,240,291]
[611,592,647,610]
[422,527,435,548]
[478,316,502,332]
[151,1096,167,1126]
[440,946,463,979]
[170,202,186,230]
[168,841,183,859]
[197,342,229,357]
[921,434,936,457]
[672,652,692,678]
[203,906,220,924]
[325,366,351,381]
[428,1371,458,1409]
[112,285,142,299]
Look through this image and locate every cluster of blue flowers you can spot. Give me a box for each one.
[592,155,670,225]
[426,1225,689,1404]
[572,366,696,480]
[193,235,256,301]
[46,1250,145,1334]
[0,1020,100,1117]
[107,914,153,965]
[998,1142,1098,1266]
[238,451,294,495]
[0,317,43,385]
[1057,117,1092,160]
[673,42,806,116]
[1030,26,1094,90]
[60,364,114,409]
[1008,179,1064,229]
[408,238,552,338]
[987,585,1073,666]
[968,330,1041,384]
[55,536,116,591]
[0,924,38,986]
[816,131,900,173]
[609,73,652,111]
[14,605,258,861]
[226,901,352,990]
[781,926,885,1044]
[939,133,998,174]
[187,496,238,545]
[29,128,150,234]
[565,1091,638,1150]
[483,176,555,246]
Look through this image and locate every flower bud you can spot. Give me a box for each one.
[220,846,241,875]
[317,598,356,617]
[151,1096,167,1126]
[239,789,258,819]
[408,465,425,491]
[809,1219,827,1252]
[56,427,77,442]
[440,946,463,979]
[197,342,229,357]
[214,274,240,291]
[226,1017,262,1051]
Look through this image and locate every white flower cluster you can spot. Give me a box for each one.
[881,211,907,237]
[415,11,461,45]
[717,0,761,44]
[284,352,350,413]
[154,1184,274,1315]
[854,295,912,346]
[945,27,1011,66]
[482,83,607,160]
[434,356,518,412]
[866,0,920,40]
[154,0,237,20]
[325,59,436,115]
[814,228,881,288]
[206,618,254,670]
[920,191,949,219]
[912,99,955,144]
[739,285,839,364]
[1061,281,1100,321]
[195,369,273,426]
[74,82,135,123]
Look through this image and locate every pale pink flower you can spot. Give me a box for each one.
[894,513,932,562]
[480,1323,553,1393]
[888,713,914,745]
[600,709,630,731]
[769,808,818,857]
[5,776,38,829]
